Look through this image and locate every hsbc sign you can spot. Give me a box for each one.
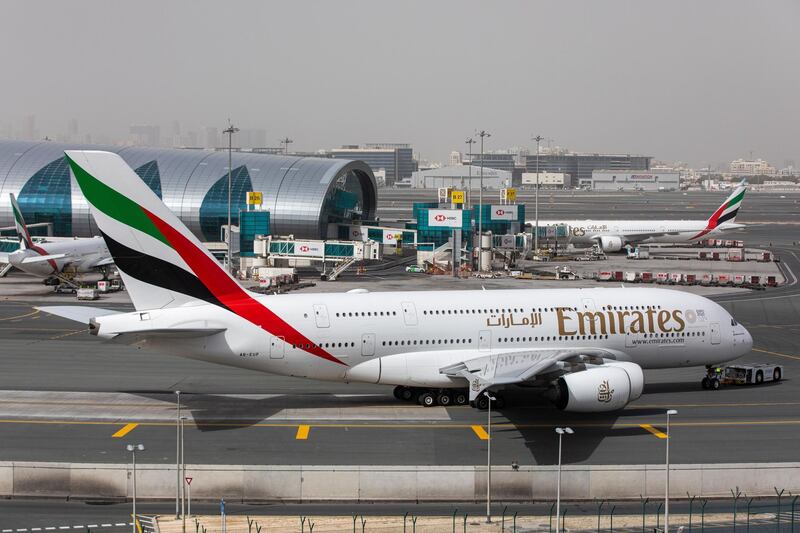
[490,205,517,221]
[428,209,463,228]
[294,241,323,257]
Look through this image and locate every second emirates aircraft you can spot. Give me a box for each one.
[533,182,748,252]
[40,151,752,412]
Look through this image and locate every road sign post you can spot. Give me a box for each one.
[186,477,193,517]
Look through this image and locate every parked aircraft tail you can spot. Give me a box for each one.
[64,150,248,311]
[707,181,747,227]
[9,193,33,250]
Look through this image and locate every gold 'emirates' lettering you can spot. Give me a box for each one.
[557,308,685,336]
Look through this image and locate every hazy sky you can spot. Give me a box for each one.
[2,0,798,167]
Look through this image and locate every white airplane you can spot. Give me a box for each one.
[39,151,752,412]
[533,183,748,252]
[0,193,114,283]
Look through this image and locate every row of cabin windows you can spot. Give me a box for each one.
[382,338,472,347]
[335,311,398,318]
[332,305,666,319]
[292,330,707,351]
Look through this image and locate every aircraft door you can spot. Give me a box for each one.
[479,330,491,351]
[401,302,418,326]
[361,333,375,356]
[313,305,330,328]
[269,336,285,359]
[710,322,721,345]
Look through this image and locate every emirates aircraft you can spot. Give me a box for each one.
[39,151,752,412]
[533,182,747,252]
[0,193,113,283]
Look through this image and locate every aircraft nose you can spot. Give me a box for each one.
[743,326,753,352]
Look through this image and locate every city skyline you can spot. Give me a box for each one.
[1,1,798,169]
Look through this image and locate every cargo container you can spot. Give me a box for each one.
[705,239,716,247]
[727,249,743,262]
[96,280,109,292]
[747,275,761,285]
[767,275,778,287]
[77,288,99,301]
[718,274,731,285]
[734,240,744,248]
[698,252,707,260]
[613,271,624,281]
[700,273,713,285]
[712,252,720,261]
[724,240,734,247]
[685,274,697,284]
[656,272,669,283]
[598,271,613,281]
[670,273,683,284]
[624,271,637,283]
[761,252,772,262]
[641,272,653,283]
[733,274,745,285]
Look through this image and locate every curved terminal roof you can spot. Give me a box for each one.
[0,141,376,240]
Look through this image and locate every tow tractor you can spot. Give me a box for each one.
[702,364,783,390]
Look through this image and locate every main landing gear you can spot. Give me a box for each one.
[393,386,506,409]
[393,386,469,407]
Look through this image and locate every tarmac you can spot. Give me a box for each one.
[0,191,797,469]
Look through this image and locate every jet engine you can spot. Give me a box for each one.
[550,362,644,412]
[598,235,624,253]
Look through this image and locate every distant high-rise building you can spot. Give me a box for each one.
[330,143,416,186]
[729,158,776,177]
[20,115,36,140]
[129,124,161,146]
[67,118,79,142]
[201,126,219,149]
[448,151,462,166]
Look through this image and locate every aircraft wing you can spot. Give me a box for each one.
[21,253,68,264]
[92,257,115,267]
[0,252,8,264]
[440,347,618,401]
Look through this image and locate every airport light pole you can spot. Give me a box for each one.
[532,135,544,252]
[465,137,475,208]
[223,121,239,275]
[175,390,181,518]
[280,136,294,155]
[181,415,187,531]
[555,427,574,533]
[127,443,145,533]
[485,391,496,524]
[665,409,678,533]
[477,130,491,270]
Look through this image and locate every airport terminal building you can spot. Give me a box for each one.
[0,141,377,240]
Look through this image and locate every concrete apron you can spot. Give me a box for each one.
[2,462,798,502]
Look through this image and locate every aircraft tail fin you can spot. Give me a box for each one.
[64,150,249,312]
[706,180,747,228]
[9,193,33,250]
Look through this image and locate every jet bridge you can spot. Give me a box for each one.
[252,236,381,278]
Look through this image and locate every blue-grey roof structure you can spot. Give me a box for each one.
[0,141,376,240]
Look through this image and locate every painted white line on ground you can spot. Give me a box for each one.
[87,526,98,529]
[31,529,41,532]
[58,527,70,530]
[114,525,127,528]
[15,529,27,532]
[71,527,83,530]
[2,529,12,532]
[44,528,55,531]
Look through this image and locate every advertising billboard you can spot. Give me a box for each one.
[490,205,518,221]
[427,209,463,228]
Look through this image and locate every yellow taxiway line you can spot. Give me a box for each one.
[295,425,310,440]
[753,347,800,361]
[111,423,139,438]
[471,425,489,440]
[639,424,668,439]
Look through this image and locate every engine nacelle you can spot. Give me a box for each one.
[598,235,624,253]
[551,362,644,412]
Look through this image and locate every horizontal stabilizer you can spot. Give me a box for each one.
[36,306,121,324]
[92,257,115,267]
[109,328,226,343]
[21,253,67,264]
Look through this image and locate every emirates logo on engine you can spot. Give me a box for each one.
[597,380,614,403]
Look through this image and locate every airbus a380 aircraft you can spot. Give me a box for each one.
[40,151,752,413]
[0,193,114,283]
[533,182,747,252]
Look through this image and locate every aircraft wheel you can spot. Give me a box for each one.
[393,386,406,400]
[475,395,490,410]
[453,391,469,406]
[710,378,721,390]
[436,391,452,407]
[418,391,436,407]
[400,387,415,402]
[701,377,710,390]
